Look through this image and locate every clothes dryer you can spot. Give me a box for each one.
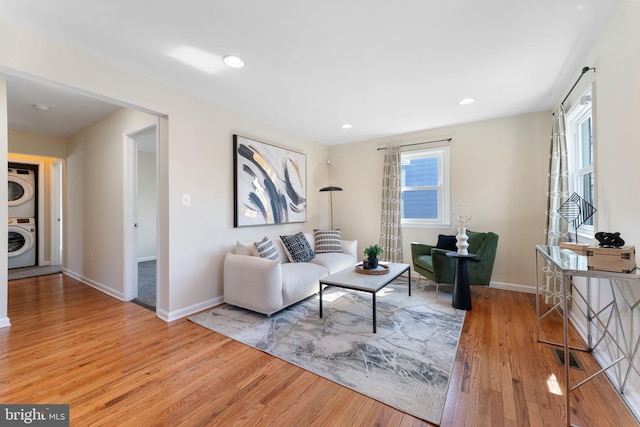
[8,168,36,218]
[8,218,36,269]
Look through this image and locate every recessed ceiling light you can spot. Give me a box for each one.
[458,98,476,105]
[33,104,52,112]
[341,124,353,129]
[223,55,245,68]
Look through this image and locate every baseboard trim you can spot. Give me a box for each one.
[159,296,224,322]
[489,281,537,294]
[61,268,223,323]
[410,271,536,294]
[62,268,125,301]
[0,317,11,329]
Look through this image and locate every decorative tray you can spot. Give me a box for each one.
[355,264,390,275]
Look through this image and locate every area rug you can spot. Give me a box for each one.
[8,264,62,280]
[189,277,465,425]
[134,260,156,310]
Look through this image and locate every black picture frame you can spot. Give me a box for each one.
[233,135,307,227]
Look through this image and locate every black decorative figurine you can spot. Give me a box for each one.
[557,192,597,243]
[595,232,625,248]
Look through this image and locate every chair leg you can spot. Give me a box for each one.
[415,273,439,297]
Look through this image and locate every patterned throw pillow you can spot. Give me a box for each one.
[254,236,280,262]
[280,232,315,263]
[313,229,343,254]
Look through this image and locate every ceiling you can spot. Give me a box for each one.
[0,0,617,145]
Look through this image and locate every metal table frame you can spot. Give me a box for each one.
[319,263,411,333]
[535,245,640,426]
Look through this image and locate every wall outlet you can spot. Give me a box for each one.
[182,193,191,206]
[89,252,93,263]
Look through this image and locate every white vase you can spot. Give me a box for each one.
[456,227,469,255]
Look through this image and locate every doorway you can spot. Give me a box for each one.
[7,157,63,275]
[124,122,158,310]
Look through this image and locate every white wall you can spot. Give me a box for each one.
[0,18,329,322]
[64,108,156,299]
[564,0,640,417]
[8,129,67,159]
[329,111,550,289]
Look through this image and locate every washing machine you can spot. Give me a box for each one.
[8,218,36,269]
[8,168,36,218]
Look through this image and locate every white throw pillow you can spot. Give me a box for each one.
[235,240,255,256]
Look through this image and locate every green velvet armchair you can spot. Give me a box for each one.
[411,231,499,297]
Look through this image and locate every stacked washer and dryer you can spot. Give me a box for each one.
[8,167,37,269]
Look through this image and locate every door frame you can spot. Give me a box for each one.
[49,160,63,266]
[123,120,158,302]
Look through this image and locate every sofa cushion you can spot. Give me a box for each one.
[313,229,343,254]
[280,232,315,262]
[311,252,356,274]
[466,230,485,254]
[254,236,280,261]
[281,262,328,305]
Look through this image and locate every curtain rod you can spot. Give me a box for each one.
[376,138,452,151]
[561,66,596,106]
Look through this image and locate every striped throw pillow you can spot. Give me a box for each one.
[314,229,343,254]
[254,236,280,262]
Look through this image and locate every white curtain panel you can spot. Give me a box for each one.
[544,105,570,303]
[546,104,570,246]
[379,146,403,262]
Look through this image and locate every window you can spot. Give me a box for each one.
[400,146,450,227]
[566,88,595,239]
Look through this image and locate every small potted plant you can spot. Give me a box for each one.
[363,244,384,269]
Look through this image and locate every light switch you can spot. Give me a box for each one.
[182,193,191,206]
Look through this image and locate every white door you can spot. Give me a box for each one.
[123,121,158,304]
[50,160,63,266]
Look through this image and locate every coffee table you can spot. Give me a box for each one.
[319,262,411,333]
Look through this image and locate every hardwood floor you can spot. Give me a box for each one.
[1,274,637,426]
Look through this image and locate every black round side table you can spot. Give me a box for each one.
[446,252,477,310]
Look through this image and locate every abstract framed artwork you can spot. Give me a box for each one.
[233,135,307,227]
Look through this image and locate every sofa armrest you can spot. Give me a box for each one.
[341,240,358,258]
[223,252,284,314]
[411,242,436,258]
[430,248,456,284]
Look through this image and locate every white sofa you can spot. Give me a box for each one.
[224,232,358,316]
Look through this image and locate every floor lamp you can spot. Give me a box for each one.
[319,186,342,229]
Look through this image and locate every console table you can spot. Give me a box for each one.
[535,245,640,426]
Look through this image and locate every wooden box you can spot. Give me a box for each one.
[559,242,589,255]
[586,245,636,273]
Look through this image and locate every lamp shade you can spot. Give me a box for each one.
[319,186,343,192]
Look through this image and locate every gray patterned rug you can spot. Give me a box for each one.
[189,277,465,425]
[133,260,156,310]
[8,265,62,280]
